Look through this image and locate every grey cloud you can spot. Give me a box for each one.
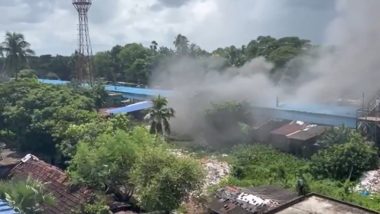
[89,1,121,24]
[156,0,191,8]
[284,0,336,10]
[0,0,18,7]
[0,0,66,24]
[0,0,337,55]
[184,0,335,51]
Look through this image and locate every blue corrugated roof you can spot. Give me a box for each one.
[106,101,153,114]
[0,199,17,214]
[276,103,357,118]
[38,79,172,97]
[254,102,358,128]
[39,79,69,85]
[105,85,172,97]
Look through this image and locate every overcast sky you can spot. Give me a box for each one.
[0,0,337,55]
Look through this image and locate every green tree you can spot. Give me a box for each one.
[117,43,153,84]
[230,145,307,187]
[59,115,131,158]
[130,146,204,212]
[174,34,189,55]
[310,133,378,181]
[29,55,73,80]
[1,32,35,79]
[0,177,55,214]
[189,43,210,57]
[0,79,97,162]
[88,82,108,110]
[244,36,311,67]
[68,128,157,200]
[144,95,175,136]
[317,126,353,148]
[93,52,115,82]
[268,46,301,68]
[18,69,37,79]
[150,40,158,52]
[158,46,175,56]
[204,101,252,146]
[212,46,245,67]
[81,199,110,214]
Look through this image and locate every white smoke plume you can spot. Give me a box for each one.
[150,0,380,140]
[292,0,380,103]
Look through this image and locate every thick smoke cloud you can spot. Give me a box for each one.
[293,0,380,103]
[151,57,277,135]
[150,0,380,140]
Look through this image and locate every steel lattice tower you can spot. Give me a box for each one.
[73,0,93,83]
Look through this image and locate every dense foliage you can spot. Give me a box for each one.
[68,127,204,211]
[28,55,73,80]
[229,143,380,212]
[0,78,98,161]
[130,146,204,211]
[3,34,312,86]
[311,132,378,181]
[230,145,307,187]
[316,126,353,148]
[59,114,131,158]
[213,36,311,68]
[0,177,55,214]
[92,35,310,85]
[68,128,156,194]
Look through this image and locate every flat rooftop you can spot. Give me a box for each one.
[269,194,378,214]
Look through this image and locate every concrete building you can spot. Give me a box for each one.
[209,188,379,214]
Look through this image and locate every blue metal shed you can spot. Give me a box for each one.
[0,199,17,214]
[39,79,172,98]
[253,103,358,128]
[106,101,153,114]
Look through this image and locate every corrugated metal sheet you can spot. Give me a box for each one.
[276,103,357,118]
[271,121,308,136]
[39,79,69,85]
[105,85,172,97]
[287,126,327,141]
[0,199,17,214]
[254,107,357,128]
[106,101,153,114]
[38,79,172,97]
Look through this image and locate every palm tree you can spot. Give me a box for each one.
[1,32,34,79]
[145,95,175,136]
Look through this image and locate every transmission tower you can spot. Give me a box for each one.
[73,0,93,83]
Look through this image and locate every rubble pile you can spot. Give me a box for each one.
[356,169,380,193]
[202,157,231,189]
